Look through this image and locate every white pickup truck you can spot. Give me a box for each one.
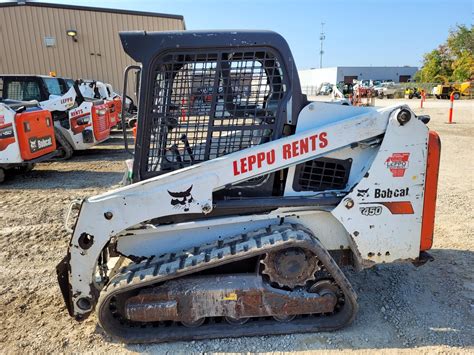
[373,82,399,99]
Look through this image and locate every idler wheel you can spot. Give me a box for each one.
[309,279,339,297]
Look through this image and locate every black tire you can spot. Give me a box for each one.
[54,128,74,160]
[0,168,5,183]
[17,163,35,173]
[408,94,413,99]
[453,92,461,100]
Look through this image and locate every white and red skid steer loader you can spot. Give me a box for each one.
[57,31,441,343]
[0,75,111,159]
[77,79,123,129]
[36,82,111,159]
[0,100,57,182]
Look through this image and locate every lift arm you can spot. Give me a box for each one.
[63,105,398,318]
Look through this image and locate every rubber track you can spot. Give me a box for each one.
[97,224,358,343]
[51,128,74,160]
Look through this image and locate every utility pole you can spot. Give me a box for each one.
[319,22,325,68]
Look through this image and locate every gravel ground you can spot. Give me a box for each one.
[0,98,472,354]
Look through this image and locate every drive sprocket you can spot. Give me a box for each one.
[260,247,321,289]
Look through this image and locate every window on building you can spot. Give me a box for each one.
[399,75,411,83]
[344,76,358,84]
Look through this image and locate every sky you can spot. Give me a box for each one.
[7,0,473,70]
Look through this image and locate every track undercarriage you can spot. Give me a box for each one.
[96,224,357,343]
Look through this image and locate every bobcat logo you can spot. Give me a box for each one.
[168,185,194,212]
[357,188,369,197]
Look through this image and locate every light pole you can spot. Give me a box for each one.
[319,22,325,68]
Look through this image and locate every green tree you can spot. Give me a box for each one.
[418,46,452,83]
[417,24,473,82]
[448,25,474,81]
[447,25,474,56]
[451,51,474,81]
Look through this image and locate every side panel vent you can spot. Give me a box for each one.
[293,157,352,192]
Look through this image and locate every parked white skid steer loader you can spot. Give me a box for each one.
[38,84,111,159]
[57,31,441,343]
[77,79,124,129]
[0,100,57,182]
[0,75,111,159]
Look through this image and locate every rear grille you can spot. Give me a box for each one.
[96,115,107,132]
[293,158,352,192]
[145,49,288,174]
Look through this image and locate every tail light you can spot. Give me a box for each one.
[77,116,91,125]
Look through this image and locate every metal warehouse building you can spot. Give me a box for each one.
[0,2,185,91]
[299,66,418,89]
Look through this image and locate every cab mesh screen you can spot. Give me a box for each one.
[144,50,287,173]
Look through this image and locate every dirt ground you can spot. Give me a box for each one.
[0,98,472,354]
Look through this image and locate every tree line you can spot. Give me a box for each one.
[415,24,473,83]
